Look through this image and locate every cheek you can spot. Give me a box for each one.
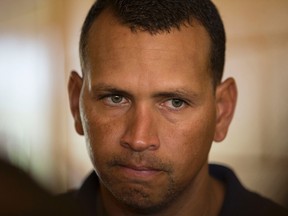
[159,110,216,177]
[80,105,124,167]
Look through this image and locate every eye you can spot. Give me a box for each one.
[102,95,129,106]
[170,99,184,108]
[161,98,187,110]
[110,95,123,104]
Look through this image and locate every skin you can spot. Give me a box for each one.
[69,10,237,216]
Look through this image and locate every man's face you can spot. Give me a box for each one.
[73,12,224,212]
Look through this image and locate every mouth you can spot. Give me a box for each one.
[116,164,163,179]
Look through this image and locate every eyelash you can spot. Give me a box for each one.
[98,94,121,100]
[98,94,129,105]
[161,98,189,111]
[97,94,190,110]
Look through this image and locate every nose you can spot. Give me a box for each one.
[120,104,160,152]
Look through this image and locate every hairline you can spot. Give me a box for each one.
[80,9,219,89]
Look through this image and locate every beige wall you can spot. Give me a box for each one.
[0,0,287,206]
[0,0,93,191]
[210,0,288,205]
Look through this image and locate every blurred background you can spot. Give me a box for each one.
[0,0,287,207]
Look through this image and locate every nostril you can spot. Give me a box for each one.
[120,137,159,152]
[120,138,147,152]
[120,139,131,149]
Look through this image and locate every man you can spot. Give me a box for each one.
[67,0,288,215]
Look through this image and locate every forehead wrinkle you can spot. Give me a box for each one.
[91,47,178,64]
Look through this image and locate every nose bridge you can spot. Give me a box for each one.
[120,102,159,152]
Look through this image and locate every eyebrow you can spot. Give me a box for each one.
[152,90,200,103]
[91,83,200,101]
[91,83,133,98]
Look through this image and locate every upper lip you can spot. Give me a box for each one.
[119,164,161,172]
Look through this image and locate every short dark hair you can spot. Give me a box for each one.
[80,0,226,87]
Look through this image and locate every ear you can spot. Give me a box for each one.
[68,71,84,135]
[214,78,237,142]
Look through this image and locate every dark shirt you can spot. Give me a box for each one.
[210,164,288,216]
[58,164,288,216]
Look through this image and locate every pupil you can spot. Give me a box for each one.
[172,99,183,107]
[111,95,122,103]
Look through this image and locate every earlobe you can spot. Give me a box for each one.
[214,78,237,142]
[68,71,84,135]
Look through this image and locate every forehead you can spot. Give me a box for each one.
[85,9,211,69]
[84,10,213,94]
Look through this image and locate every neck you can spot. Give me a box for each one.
[100,163,225,216]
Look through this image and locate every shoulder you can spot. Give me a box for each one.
[209,164,288,216]
[50,190,82,216]
[54,171,100,216]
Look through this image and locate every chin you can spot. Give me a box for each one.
[111,184,178,214]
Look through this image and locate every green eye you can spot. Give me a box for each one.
[171,99,184,108]
[111,95,123,103]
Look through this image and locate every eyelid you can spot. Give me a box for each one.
[154,91,196,103]
[159,98,189,111]
[99,94,130,107]
[161,96,191,105]
[97,93,128,101]
[93,84,132,96]
[94,90,130,100]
